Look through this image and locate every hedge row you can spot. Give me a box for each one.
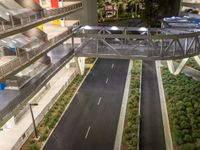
[21,68,89,150]
[162,68,200,150]
[85,58,96,64]
[122,60,141,150]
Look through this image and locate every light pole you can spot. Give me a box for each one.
[29,103,39,139]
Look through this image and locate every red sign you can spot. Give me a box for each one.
[35,0,40,4]
[51,0,59,8]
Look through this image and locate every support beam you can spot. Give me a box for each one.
[167,58,189,75]
[74,57,85,75]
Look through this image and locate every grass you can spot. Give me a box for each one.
[176,58,200,71]
[21,67,90,150]
[121,60,141,150]
[162,68,200,150]
[85,58,96,64]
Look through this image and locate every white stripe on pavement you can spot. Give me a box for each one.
[111,64,114,69]
[106,77,109,84]
[97,97,102,105]
[85,126,91,139]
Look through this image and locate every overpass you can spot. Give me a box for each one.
[0,25,200,80]
[73,26,200,60]
[73,26,200,75]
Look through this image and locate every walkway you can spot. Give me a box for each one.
[0,44,71,120]
[0,67,77,150]
[140,61,166,150]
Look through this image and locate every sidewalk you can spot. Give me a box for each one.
[0,67,77,150]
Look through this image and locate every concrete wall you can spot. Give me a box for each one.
[64,0,98,25]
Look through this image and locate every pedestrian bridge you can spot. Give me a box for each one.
[73,26,200,60]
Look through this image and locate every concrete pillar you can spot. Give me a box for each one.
[167,58,189,75]
[193,56,200,66]
[74,57,85,75]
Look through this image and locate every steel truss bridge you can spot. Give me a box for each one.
[73,26,200,74]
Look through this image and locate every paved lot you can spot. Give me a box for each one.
[140,61,166,150]
[44,59,129,150]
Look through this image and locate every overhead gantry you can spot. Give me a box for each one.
[73,26,200,75]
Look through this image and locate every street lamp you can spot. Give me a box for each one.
[29,103,39,139]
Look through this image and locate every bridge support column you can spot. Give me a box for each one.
[193,56,200,66]
[74,57,85,75]
[167,58,189,75]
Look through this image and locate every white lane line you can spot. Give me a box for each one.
[106,77,109,84]
[97,97,102,105]
[111,64,114,69]
[85,126,91,139]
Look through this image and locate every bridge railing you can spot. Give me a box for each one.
[0,2,82,38]
[74,26,200,60]
[0,25,79,80]
[0,50,74,121]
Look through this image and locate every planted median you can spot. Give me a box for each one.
[121,60,141,150]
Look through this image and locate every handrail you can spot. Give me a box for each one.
[0,2,83,39]
[74,26,200,60]
[0,50,74,121]
[0,25,81,80]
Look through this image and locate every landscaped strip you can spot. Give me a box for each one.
[162,68,200,150]
[121,60,141,150]
[21,66,91,150]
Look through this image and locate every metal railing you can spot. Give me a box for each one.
[74,26,200,60]
[0,49,74,121]
[0,2,82,39]
[0,25,78,80]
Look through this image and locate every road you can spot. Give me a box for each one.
[43,59,129,150]
[139,61,166,150]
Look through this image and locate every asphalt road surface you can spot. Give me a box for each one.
[139,61,166,150]
[43,59,129,150]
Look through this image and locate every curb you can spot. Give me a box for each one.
[40,58,98,150]
[114,60,132,150]
[137,60,142,150]
[155,61,174,150]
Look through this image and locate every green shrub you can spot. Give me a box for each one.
[196,138,200,148]
[192,130,200,138]
[180,121,190,129]
[28,141,38,150]
[183,135,193,143]
[180,143,195,150]
[123,60,141,149]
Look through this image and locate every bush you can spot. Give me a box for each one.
[180,143,195,150]
[122,61,141,150]
[196,138,200,148]
[180,121,190,129]
[162,68,200,148]
[183,135,193,143]
[28,141,38,150]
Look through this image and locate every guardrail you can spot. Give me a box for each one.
[0,2,82,39]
